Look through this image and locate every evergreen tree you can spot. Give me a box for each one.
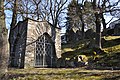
[66,0,95,40]
[66,0,80,30]
[84,1,96,31]
[66,0,81,42]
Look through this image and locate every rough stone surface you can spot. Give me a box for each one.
[9,19,61,68]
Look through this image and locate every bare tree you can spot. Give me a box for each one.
[30,0,41,20]
[91,0,102,48]
[100,0,120,35]
[8,1,18,63]
[0,0,8,74]
[39,0,68,41]
[10,0,18,28]
[6,0,68,28]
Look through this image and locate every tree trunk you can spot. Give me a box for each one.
[9,0,17,43]
[0,0,8,74]
[52,18,58,42]
[92,0,101,49]
[81,17,85,39]
[78,5,85,39]
[101,13,107,36]
[101,13,106,30]
[95,13,101,48]
[9,0,18,67]
[10,0,18,29]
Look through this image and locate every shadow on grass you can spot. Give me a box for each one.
[102,38,120,48]
[61,48,92,58]
[2,69,120,80]
[102,76,120,80]
[3,71,100,80]
[2,72,63,80]
[2,71,88,80]
[71,70,120,80]
[61,50,79,58]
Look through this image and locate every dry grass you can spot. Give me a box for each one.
[2,68,120,80]
[1,36,120,80]
[103,36,120,40]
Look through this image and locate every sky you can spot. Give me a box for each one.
[104,14,119,27]
[5,10,12,30]
[4,0,119,34]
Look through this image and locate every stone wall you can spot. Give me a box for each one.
[9,18,61,68]
[25,19,61,68]
[25,19,52,67]
[9,21,27,68]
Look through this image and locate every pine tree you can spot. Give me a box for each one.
[66,0,80,30]
[66,0,94,40]
[66,0,81,42]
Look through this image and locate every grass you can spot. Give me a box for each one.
[61,39,92,59]
[103,36,120,40]
[93,36,120,69]
[62,36,120,54]
[62,39,90,53]
[61,36,120,69]
[2,68,120,80]
[1,36,120,80]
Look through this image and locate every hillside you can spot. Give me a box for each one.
[1,68,120,80]
[61,36,120,69]
[1,36,120,80]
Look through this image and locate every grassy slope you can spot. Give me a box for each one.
[1,36,120,80]
[2,68,120,80]
[94,36,120,69]
[62,36,120,54]
[62,36,120,68]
